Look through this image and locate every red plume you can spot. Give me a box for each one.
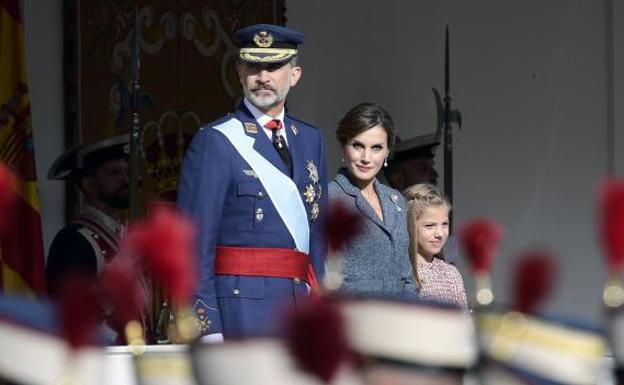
[0,163,16,233]
[121,202,197,303]
[459,218,504,274]
[512,250,557,314]
[324,200,364,253]
[100,258,146,334]
[57,273,101,348]
[285,298,352,383]
[598,179,624,273]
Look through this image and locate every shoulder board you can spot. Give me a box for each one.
[200,114,235,131]
[286,115,319,130]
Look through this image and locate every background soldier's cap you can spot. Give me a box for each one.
[392,132,440,162]
[478,308,607,384]
[234,24,304,64]
[48,134,130,180]
[0,295,107,385]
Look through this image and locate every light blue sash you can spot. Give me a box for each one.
[214,118,310,254]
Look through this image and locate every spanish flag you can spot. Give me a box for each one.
[0,0,46,295]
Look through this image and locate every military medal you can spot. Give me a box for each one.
[276,135,285,149]
[303,160,321,221]
[255,208,264,222]
[303,185,316,203]
[306,161,319,184]
[311,203,319,221]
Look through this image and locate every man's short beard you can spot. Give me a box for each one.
[245,88,288,111]
[99,191,130,210]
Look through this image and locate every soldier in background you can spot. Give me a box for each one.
[45,135,152,343]
[46,134,130,297]
[384,132,439,192]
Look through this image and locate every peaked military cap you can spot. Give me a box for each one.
[48,134,129,180]
[234,24,304,64]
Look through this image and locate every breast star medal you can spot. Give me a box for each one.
[306,161,319,184]
[304,160,321,221]
[311,203,320,220]
[303,185,316,203]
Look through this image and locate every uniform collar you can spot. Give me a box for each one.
[81,204,123,235]
[243,98,285,129]
[243,98,288,144]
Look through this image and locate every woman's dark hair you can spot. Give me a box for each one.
[335,102,396,149]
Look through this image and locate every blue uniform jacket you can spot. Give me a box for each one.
[177,103,327,337]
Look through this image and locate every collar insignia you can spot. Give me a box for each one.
[290,123,299,136]
[244,122,258,134]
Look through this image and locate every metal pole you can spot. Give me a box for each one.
[443,25,454,230]
[129,7,141,221]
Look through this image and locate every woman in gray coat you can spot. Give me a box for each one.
[329,103,417,296]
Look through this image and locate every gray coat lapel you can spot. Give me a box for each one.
[334,171,393,236]
[377,182,398,231]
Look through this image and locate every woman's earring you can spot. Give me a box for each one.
[384,157,388,168]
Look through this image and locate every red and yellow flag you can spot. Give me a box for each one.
[0,0,46,295]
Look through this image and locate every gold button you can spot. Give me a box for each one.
[233,289,240,295]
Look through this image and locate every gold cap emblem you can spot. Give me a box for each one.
[253,31,273,48]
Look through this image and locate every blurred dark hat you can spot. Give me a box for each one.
[234,24,304,64]
[392,132,440,163]
[48,134,129,180]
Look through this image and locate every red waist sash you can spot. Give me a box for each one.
[214,246,319,292]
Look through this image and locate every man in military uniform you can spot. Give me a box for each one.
[46,135,130,297]
[178,24,327,341]
[384,132,440,192]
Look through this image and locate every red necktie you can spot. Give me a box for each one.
[265,119,283,131]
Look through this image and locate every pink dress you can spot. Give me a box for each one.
[418,258,469,310]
